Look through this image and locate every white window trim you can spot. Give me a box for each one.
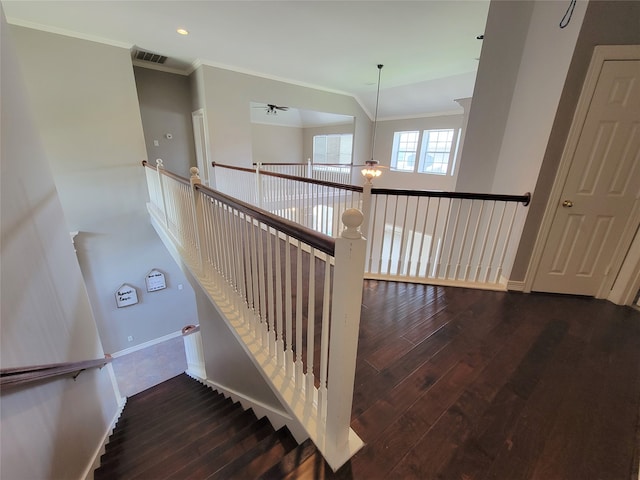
[390,128,460,176]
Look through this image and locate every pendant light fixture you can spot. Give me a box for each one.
[362,64,384,183]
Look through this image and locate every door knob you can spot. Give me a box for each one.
[562,200,573,208]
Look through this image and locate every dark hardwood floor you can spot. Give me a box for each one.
[303,281,640,480]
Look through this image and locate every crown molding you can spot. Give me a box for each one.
[6,17,132,49]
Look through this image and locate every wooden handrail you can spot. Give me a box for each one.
[142,161,336,255]
[195,183,336,256]
[142,160,190,186]
[216,161,531,205]
[254,162,356,168]
[213,162,363,193]
[1,356,112,391]
[371,188,531,206]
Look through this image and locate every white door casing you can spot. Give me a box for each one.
[192,109,211,187]
[527,46,640,298]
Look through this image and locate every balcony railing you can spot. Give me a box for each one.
[212,162,531,289]
[255,160,354,185]
[143,160,366,471]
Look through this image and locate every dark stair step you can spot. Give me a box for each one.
[207,426,299,480]
[96,374,306,480]
[100,398,239,467]
[117,380,219,423]
[97,403,251,476]
[136,414,275,480]
[122,374,206,411]
[108,390,229,443]
[258,438,319,480]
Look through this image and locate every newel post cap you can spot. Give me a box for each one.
[341,208,364,239]
[190,167,201,183]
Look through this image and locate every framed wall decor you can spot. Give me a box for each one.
[145,269,167,292]
[115,283,138,308]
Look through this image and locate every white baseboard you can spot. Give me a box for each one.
[507,280,526,291]
[185,371,308,443]
[83,396,127,480]
[110,330,182,358]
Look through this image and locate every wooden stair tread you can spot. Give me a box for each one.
[96,374,306,480]
[207,427,298,480]
[97,401,247,472]
[258,438,318,479]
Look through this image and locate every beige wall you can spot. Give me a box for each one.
[134,66,197,178]
[371,114,464,191]
[1,10,121,478]
[251,123,303,164]
[10,26,198,354]
[192,64,372,184]
[455,0,535,192]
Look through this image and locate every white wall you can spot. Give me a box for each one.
[134,66,197,178]
[1,9,120,478]
[10,26,198,354]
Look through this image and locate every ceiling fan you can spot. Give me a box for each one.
[253,104,289,115]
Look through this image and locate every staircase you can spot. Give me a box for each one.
[95,374,322,479]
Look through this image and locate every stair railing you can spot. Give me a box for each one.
[212,161,531,289]
[254,160,354,185]
[143,160,366,471]
[1,356,112,391]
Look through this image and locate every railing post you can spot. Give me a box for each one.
[182,325,206,379]
[156,158,169,227]
[324,208,366,468]
[307,158,312,179]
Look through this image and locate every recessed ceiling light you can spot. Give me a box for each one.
[177,28,189,35]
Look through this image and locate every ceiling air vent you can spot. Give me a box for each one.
[134,49,168,65]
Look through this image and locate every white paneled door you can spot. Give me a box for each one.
[533,59,640,296]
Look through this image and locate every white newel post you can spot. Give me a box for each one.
[189,167,206,271]
[182,325,206,379]
[307,158,313,179]
[156,159,169,227]
[324,208,366,470]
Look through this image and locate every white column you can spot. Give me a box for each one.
[182,325,206,380]
[324,208,366,468]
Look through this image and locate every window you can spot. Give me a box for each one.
[313,134,353,164]
[390,131,419,171]
[418,129,456,175]
[390,128,459,175]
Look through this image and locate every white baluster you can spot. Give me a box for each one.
[305,247,316,407]
[295,241,304,389]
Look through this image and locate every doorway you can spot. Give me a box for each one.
[192,109,210,186]
[529,46,640,299]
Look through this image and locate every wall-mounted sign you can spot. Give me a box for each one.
[145,269,167,292]
[116,283,138,308]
